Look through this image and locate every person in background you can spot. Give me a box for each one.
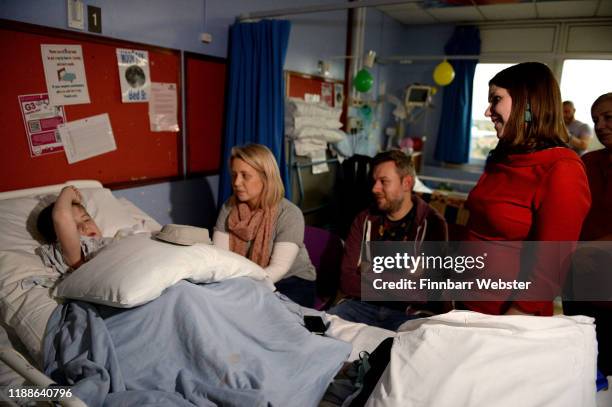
[327,150,448,331]
[563,100,592,155]
[463,62,591,316]
[564,92,612,376]
[580,93,612,242]
[37,185,108,274]
[213,143,317,307]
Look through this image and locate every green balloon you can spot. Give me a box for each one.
[353,68,373,93]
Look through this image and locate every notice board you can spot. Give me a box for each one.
[185,52,226,175]
[285,70,345,108]
[0,19,182,192]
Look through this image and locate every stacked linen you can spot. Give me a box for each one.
[285,98,346,157]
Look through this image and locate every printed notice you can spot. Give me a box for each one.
[116,49,151,103]
[58,113,117,164]
[41,44,90,106]
[321,82,333,107]
[18,93,66,156]
[311,149,329,174]
[334,83,344,108]
[149,82,179,132]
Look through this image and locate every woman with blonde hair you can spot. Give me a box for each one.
[213,143,316,306]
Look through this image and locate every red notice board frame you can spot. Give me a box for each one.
[184,51,227,176]
[0,19,183,192]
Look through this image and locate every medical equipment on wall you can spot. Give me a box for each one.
[385,84,434,151]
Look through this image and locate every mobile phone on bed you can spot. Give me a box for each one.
[303,315,327,335]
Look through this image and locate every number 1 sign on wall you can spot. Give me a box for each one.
[88,5,102,34]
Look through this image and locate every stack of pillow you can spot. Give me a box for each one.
[285,98,346,158]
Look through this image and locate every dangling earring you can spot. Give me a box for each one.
[524,103,532,122]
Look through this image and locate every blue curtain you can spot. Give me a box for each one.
[434,26,480,164]
[218,20,291,207]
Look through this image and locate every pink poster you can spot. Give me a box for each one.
[18,93,66,157]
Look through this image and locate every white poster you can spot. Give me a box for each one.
[58,113,117,164]
[116,48,151,103]
[40,44,91,106]
[149,82,179,132]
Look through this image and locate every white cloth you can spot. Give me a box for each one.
[285,116,342,131]
[265,242,299,283]
[212,230,230,250]
[365,311,597,407]
[324,314,395,362]
[285,98,346,158]
[212,231,298,287]
[285,98,342,120]
[288,127,346,143]
[293,138,327,157]
[37,236,111,275]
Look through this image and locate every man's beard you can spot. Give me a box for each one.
[376,195,404,215]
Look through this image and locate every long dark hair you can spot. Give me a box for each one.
[487,62,568,163]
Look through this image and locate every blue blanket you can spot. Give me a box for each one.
[44,278,350,406]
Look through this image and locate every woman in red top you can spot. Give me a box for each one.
[463,62,591,316]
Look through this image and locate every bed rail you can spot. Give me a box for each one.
[0,347,86,407]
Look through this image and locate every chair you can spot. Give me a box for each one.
[417,190,470,240]
[303,226,344,310]
[333,154,373,239]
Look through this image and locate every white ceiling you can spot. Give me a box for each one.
[378,0,612,25]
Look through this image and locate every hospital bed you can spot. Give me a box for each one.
[0,180,369,406]
[0,180,607,407]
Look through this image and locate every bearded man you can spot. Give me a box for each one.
[328,150,448,330]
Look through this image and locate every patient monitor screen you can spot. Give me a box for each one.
[406,87,430,106]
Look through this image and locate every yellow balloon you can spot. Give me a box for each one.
[433,60,455,86]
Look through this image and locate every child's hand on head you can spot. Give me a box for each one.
[52,185,101,268]
[59,185,82,205]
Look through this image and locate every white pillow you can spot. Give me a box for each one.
[0,197,43,253]
[117,197,162,232]
[286,116,343,131]
[54,234,266,308]
[0,187,142,253]
[285,98,342,120]
[290,127,346,143]
[79,188,139,237]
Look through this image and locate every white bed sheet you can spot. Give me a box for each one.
[366,311,598,407]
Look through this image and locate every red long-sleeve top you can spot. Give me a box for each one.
[464,147,591,315]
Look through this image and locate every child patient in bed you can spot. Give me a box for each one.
[36,186,111,274]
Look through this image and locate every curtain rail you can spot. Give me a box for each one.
[238,0,420,21]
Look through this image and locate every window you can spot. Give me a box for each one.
[560,59,612,151]
[469,63,515,163]
[466,59,612,163]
